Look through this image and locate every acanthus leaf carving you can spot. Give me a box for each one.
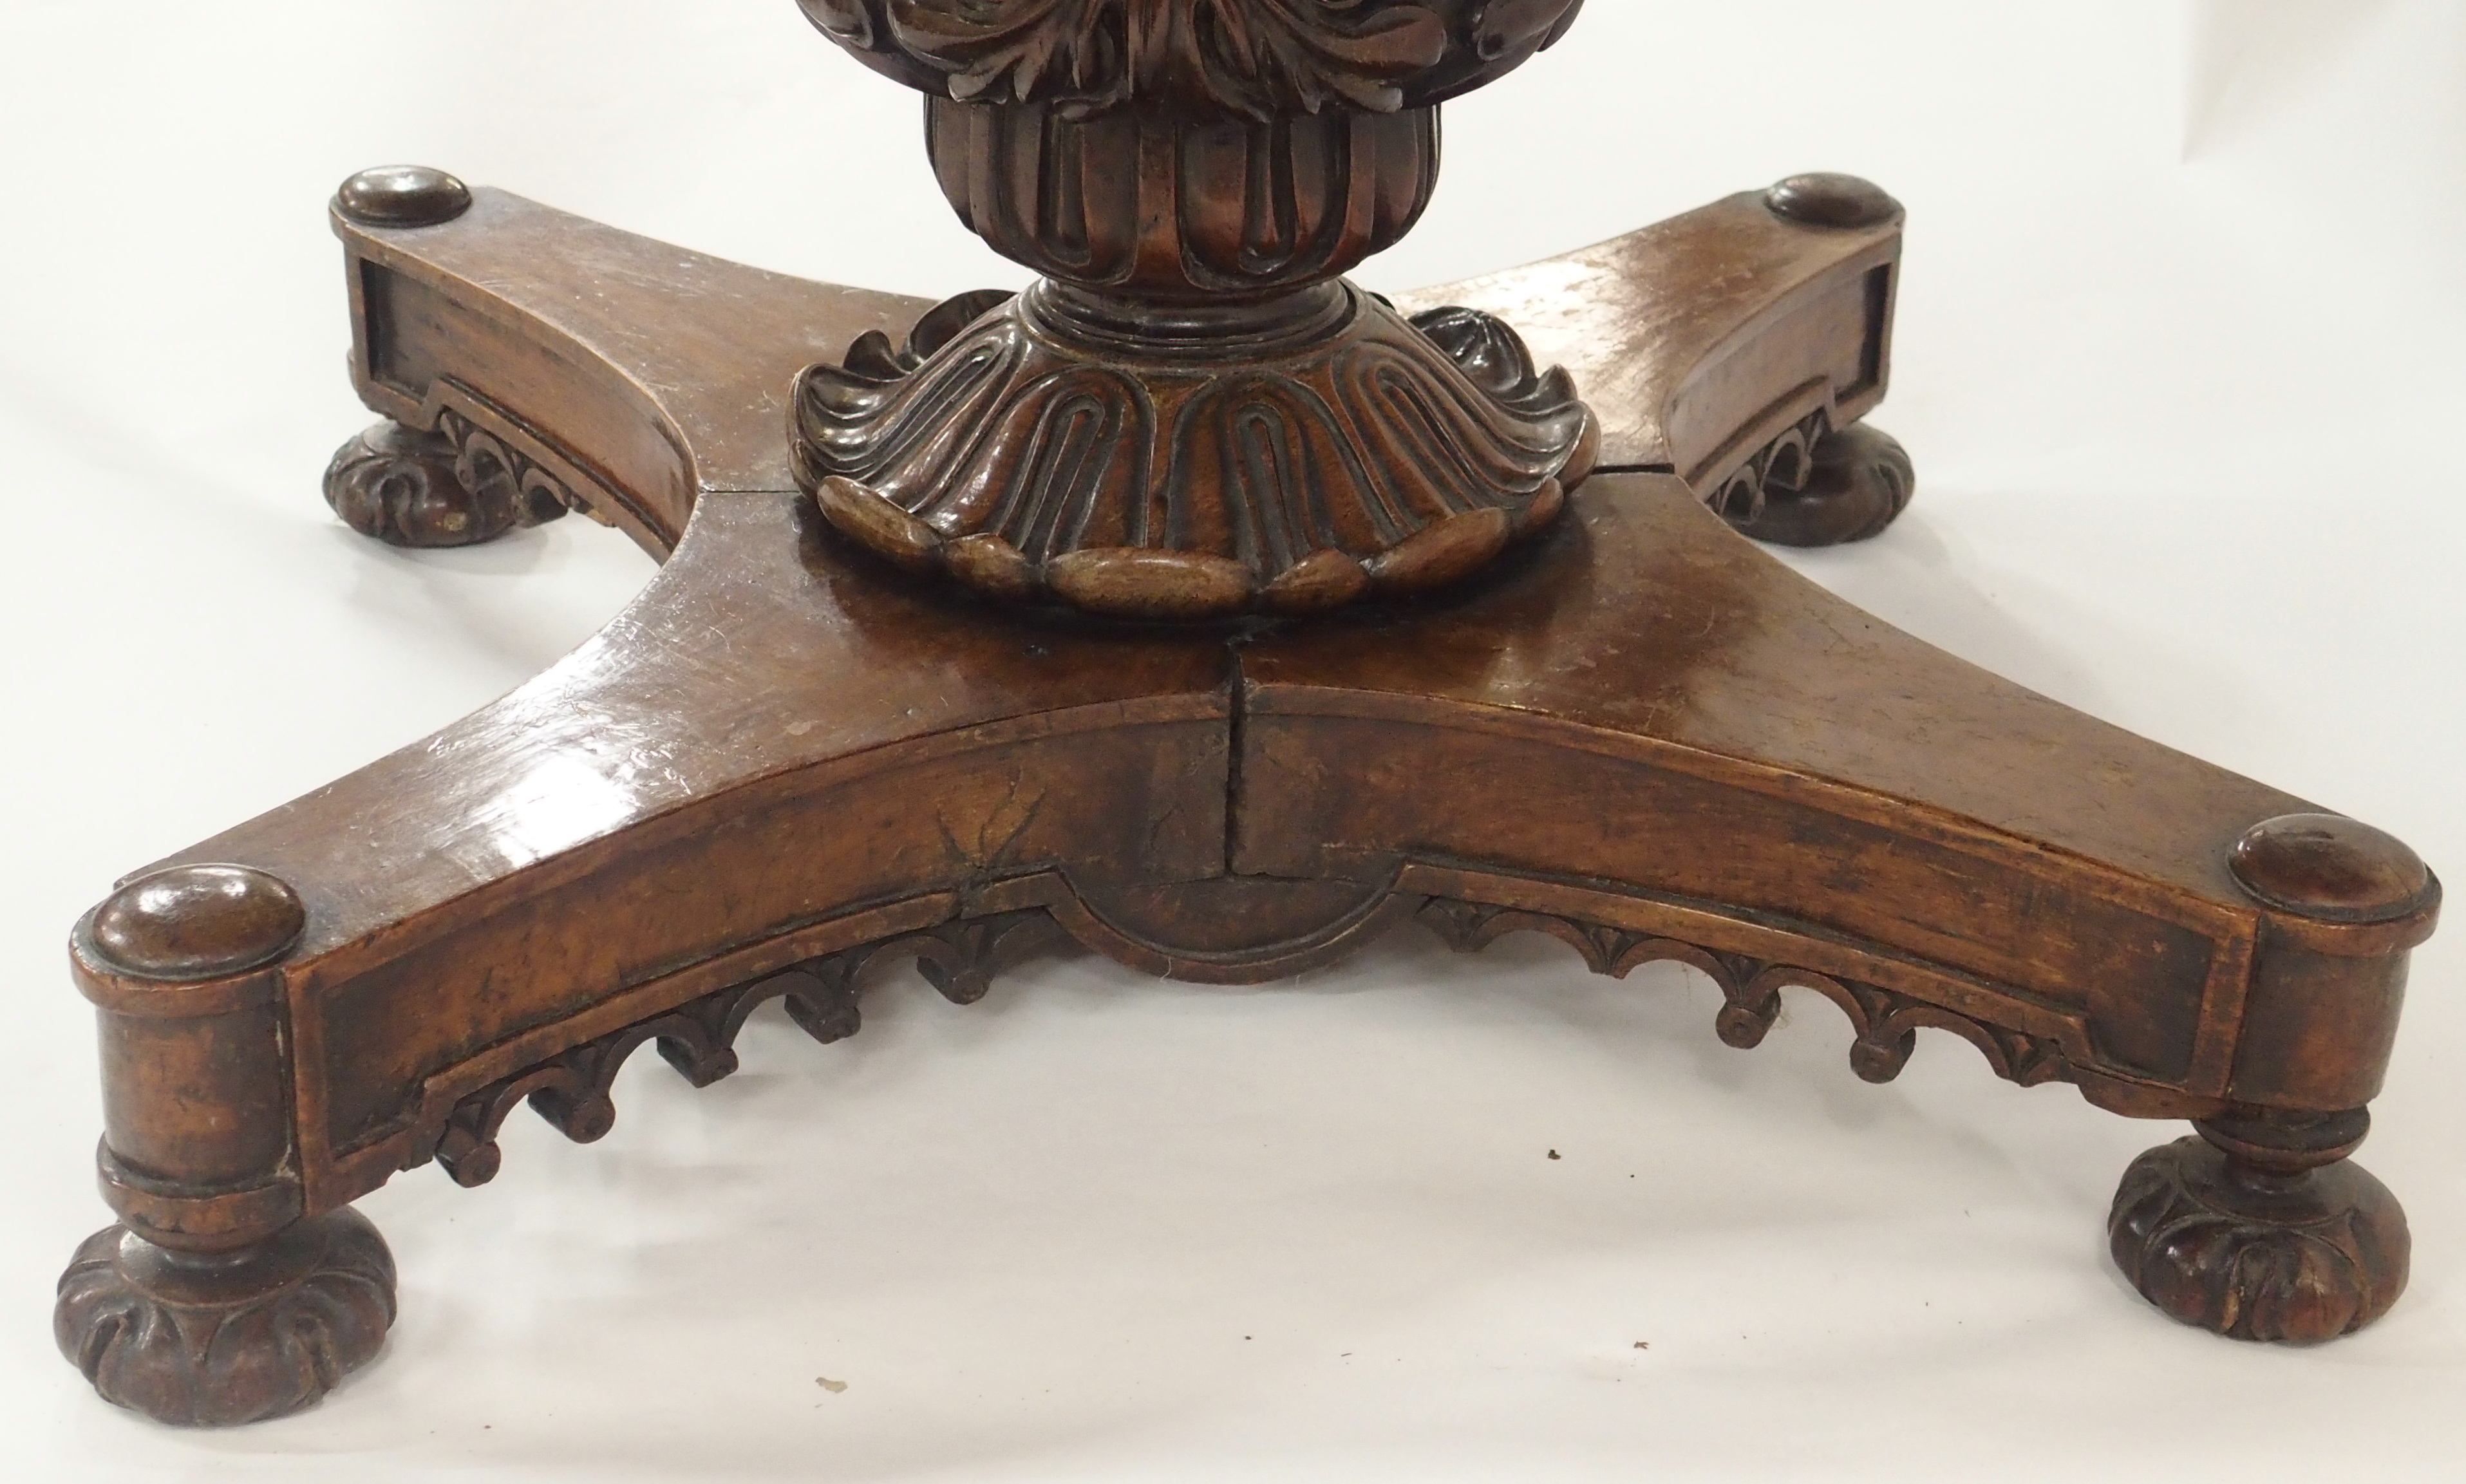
[799,1,1582,120]
[793,288,1594,619]
[2108,1137,2408,1343]
[53,1208,397,1428]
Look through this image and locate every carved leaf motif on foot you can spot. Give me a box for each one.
[53,1210,397,1428]
[2109,1136,2409,1343]
[322,422,495,548]
[1710,411,1916,549]
[1415,898,2071,1091]
[323,414,578,549]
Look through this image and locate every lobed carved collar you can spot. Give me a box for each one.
[797,0,1585,118]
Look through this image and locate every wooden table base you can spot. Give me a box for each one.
[54,155,2435,1432]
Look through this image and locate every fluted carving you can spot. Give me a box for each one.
[789,0,1594,617]
[795,287,1594,618]
[925,97,1437,296]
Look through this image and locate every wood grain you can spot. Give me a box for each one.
[53,0,2439,1427]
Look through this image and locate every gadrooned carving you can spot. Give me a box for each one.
[55,1209,396,1427]
[323,411,577,548]
[2108,1136,2409,1344]
[793,286,1597,619]
[791,1,1595,619]
[796,0,1587,118]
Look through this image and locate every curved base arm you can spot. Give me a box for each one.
[59,174,2440,1422]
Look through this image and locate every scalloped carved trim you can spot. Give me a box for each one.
[1415,897,2073,1091]
[1708,410,1916,548]
[416,912,1064,1188]
[408,883,2082,1196]
[435,407,590,525]
[1701,406,1829,530]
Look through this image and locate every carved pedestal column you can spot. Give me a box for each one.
[52,0,2438,1432]
[790,0,1598,619]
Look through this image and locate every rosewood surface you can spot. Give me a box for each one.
[53,0,2436,1431]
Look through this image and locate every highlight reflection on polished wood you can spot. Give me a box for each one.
[57,0,2434,1429]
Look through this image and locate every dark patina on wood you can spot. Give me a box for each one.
[789,1,1600,619]
[57,0,2436,1429]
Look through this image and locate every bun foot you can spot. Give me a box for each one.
[55,1208,397,1427]
[1722,420,1915,547]
[2109,1120,2408,1344]
[324,417,571,547]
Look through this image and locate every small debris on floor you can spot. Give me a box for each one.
[1633,1341,1650,1351]
[1547,1149,1562,1160]
[816,1376,849,1394]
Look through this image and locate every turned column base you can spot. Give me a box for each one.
[793,282,1598,621]
[2109,1117,2409,1344]
[55,1208,397,1427]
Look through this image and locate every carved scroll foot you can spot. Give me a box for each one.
[55,1208,397,1427]
[1720,420,1915,548]
[2109,1111,2408,1344]
[323,417,572,548]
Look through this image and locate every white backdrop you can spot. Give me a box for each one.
[3,3,2461,1480]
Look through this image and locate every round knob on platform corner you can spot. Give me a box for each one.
[335,165,472,229]
[2228,813,2432,925]
[1764,173,1903,229]
[88,865,306,982]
